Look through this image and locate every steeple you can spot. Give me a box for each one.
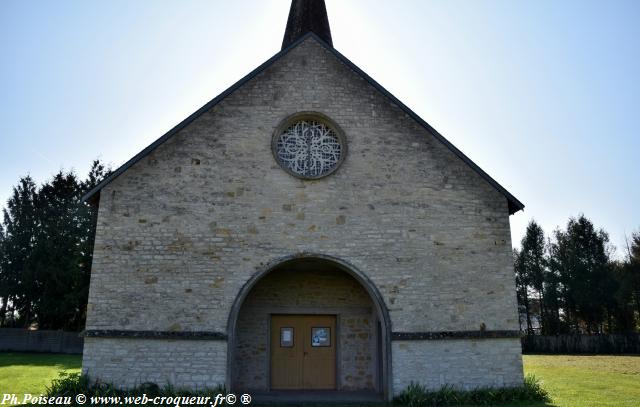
[282,0,333,49]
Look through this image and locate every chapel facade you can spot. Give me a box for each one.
[81,0,525,400]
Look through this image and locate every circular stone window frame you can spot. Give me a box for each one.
[271,111,348,180]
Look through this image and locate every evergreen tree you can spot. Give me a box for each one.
[608,260,637,333]
[1,177,39,327]
[625,232,640,328]
[0,222,7,325]
[513,248,532,334]
[549,215,611,333]
[31,171,85,329]
[518,221,547,333]
[75,160,110,328]
[541,257,564,334]
[0,161,110,330]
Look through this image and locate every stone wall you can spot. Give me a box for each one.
[234,261,377,391]
[393,339,523,391]
[83,35,522,395]
[82,338,226,389]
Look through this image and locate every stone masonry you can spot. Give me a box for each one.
[83,338,226,389]
[234,261,377,391]
[83,36,523,395]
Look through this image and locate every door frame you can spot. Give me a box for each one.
[227,253,392,400]
[268,313,339,390]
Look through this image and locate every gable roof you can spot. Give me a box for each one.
[82,33,524,215]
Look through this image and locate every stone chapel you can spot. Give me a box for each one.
[81,0,525,400]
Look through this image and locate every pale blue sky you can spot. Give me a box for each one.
[1,0,638,257]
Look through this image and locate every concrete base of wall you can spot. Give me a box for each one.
[392,338,524,393]
[82,337,523,395]
[82,338,226,389]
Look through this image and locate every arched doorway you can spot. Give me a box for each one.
[227,253,391,399]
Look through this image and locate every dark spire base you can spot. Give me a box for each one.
[282,0,333,49]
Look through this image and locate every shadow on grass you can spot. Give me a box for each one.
[0,351,81,369]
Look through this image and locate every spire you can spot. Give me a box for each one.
[282,0,333,49]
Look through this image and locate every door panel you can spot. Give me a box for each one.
[303,316,336,389]
[270,316,303,389]
[270,315,336,390]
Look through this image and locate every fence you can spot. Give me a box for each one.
[522,334,640,354]
[0,328,83,354]
[5,328,639,355]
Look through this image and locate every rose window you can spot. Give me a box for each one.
[274,119,344,179]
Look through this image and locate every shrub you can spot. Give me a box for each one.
[46,372,226,405]
[393,375,549,406]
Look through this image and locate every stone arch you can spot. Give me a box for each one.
[227,252,392,399]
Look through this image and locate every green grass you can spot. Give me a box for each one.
[1,353,639,406]
[523,354,640,407]
[0,352,81,401]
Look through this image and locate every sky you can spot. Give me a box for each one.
[1,0,638,258]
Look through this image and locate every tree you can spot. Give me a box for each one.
[0,161,110,330]
[32,162,110,330]
[30,171,85,329]
[541,254,564,334]
[75,160,110,328]
[608,260,637,333]
[0,222,6,325]
[518,221,547,334]
[549,215,612,333]
[513,217,638,335]
[514,248,532,334]
[625,232,640,329]
[0,177,39,327]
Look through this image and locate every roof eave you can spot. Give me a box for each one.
[80,32,315,204]
[307,34,524,215]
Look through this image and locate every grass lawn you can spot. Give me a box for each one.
[0,353,638,406]
[523,354,640,407]
[0,352,81,400]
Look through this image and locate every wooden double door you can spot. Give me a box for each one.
[270,314,336,390]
